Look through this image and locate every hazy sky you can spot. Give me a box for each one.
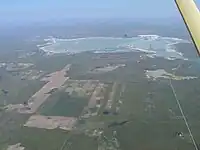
[1,0,200,22]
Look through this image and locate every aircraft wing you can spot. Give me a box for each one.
[175,0,200,56]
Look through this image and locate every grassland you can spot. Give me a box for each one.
[1,46,200,150]
[0,69,45,105]
[40,91,88,117]
[60,51,200,150]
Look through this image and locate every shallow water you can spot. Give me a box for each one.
[145,69,197,80]
[39,36,189,60]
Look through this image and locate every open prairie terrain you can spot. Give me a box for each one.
[1,34,200,150]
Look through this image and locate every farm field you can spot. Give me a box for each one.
[1,37,200,150]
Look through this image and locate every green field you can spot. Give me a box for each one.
[112,81,194,150]
[8,127,70,150]
[65,80,197,150]
[39,91,88,117]
[1,47,200,150]
[0,70,45,105]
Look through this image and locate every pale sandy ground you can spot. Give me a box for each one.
[5,64,71,114]
[81,83,107,118]
[4,104,25,112]
[65,80,98,97]
[7,143,25,150]
[90,64,126,74]
[24,115,77,130]
[105,82,118,110]
[145,69,197,80]
[5,65,109,131]
[5,64,79,131]
[88,83,105,109]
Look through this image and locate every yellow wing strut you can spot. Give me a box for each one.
[175,0,200,56]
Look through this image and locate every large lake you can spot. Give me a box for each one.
[39,35,190,60]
